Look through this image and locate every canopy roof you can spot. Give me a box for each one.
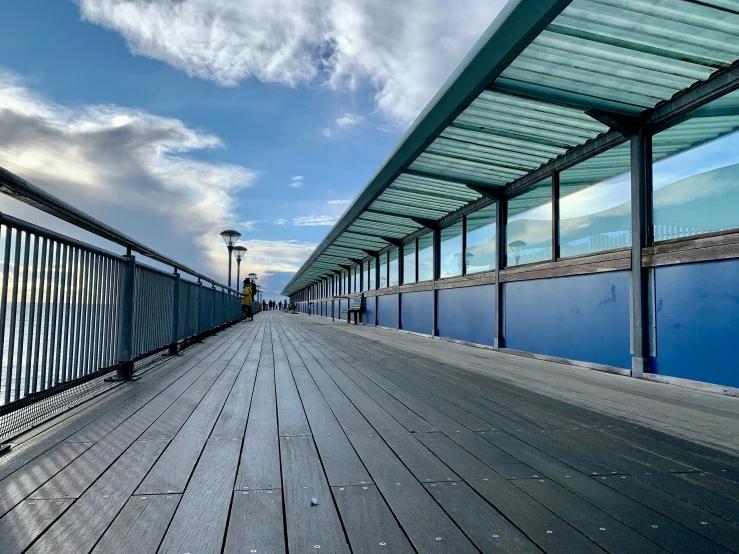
[283,0,739,296]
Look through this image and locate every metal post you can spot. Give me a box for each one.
[552,171,560,261]
[236,259,241,292]
[432,227,440,337]
[397,242,403,330]
[114,254,135,380]
[168,269,180,355]
[494,199,506,350]
[196,280,202,335]
[227,245,233,289]
[212,283,217,330]
[375,256,380,326]
[630,129,652,378]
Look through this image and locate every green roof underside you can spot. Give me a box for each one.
[283,0,739,296]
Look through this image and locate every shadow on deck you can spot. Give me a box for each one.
[1,312,738,553]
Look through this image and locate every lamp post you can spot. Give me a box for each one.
[220,229,241,288]
[248,272,257,284]
[508,240,526,266]
[233,246,247,291]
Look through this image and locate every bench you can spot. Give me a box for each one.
[340,292,364,324]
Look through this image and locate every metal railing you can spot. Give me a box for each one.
[0,166,244,422]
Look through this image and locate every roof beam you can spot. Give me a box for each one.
[411,217,439,230]
[463,183,503,200]
[585,109,640,138]
[380,236,402,247]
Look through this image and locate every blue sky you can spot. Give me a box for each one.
[0,0,505,298]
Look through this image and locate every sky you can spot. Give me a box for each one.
[0,0,507,299]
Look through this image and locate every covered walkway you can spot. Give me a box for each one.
[1,312,738,554]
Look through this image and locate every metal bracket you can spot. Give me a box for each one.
[464,184,502,200]
[585,109,640,137]
[0,443,12,456]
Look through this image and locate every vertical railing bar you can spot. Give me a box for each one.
[84,251,97,374]
[24,234,40,396]
[74,250,88,379]
[0,226,13,402]
[61,247,76,383]
[50,243,64,386]
[80,251,94,376]
[6,230,22,402]
[32,237,48,393]
[15,232,31,399]
[112,258,121,366]
[6,230,23,403]
[91,254,104,373]
[99,256,110,367]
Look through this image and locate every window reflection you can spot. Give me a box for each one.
[362,261,369,291]
[389,248,399,287]
[440,221,463,278]
[653,90,739,240]
[403,240,416,284]
[369,258,376,290]
[506,178,552,266]
[418,233,434,281]
[559,143,631,257]
[379,253,388,289]
[465,204,496,273]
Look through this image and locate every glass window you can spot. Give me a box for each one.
[379,253,388,288]
[559,143,631,257]
[362,261,369,291]
[342,270,347,294]
[506,177,552,266]
[417,233,434,282]
[369,258,377,290]
[653,90,739,240]
[389,248,399,287]
[403,240,416,284]
[439,221,463,278]
[465,204,496,273]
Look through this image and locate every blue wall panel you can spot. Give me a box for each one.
[653,259,739,387]
[505,271,631,369]
[378,295,399,328]
[338,299,347,319]
[401,291,432,335]
[437,285,495,346]
[363,296,377,325]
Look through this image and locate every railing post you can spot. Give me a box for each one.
[168,269,180,356]
[212,284,216,330]
[196,280,202,335]
[115,254,135,380]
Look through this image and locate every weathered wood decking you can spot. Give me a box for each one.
[1,312,738,553]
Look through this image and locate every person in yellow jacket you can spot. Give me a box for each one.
[241,280,254,320]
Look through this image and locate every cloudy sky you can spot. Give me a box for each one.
[0,0,506,298]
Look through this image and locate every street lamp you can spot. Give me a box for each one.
[220,229,241,288]
[233,246,247,291]
[248,272,257,284]
[508,240,526,266]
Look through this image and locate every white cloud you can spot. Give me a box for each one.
[238,220,260,231]
[77,0,507,127]
[335,112,364,127]
[293,215,339,226]
[0,70,259,279]
[274,218,287,225]
[289,175,304,188]
[322,128,333,138]
[327,199,350,205]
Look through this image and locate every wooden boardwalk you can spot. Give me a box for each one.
[1,312,738,554]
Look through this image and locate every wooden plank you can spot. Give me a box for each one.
[277,334,373,486]
[332,484,415,554]
[279,435,350,554]
[274,333,312,437]
[26,438,170,554]
[158,437,242,554]
[224,489,285,554]
[235,348,280,491]
[348,432,478,554]
[135,333,252,494]
[91,494,180,554]
[480,431,729,554]
[513,478,666,554]
[0,499,73,554]
[0,441,91,517]
[425,481,542,554]
[673,472,739,503]
[282,328,457,483]
[595,475,739,553]
[416,430,606,554]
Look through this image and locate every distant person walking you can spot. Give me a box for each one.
[278,301,283,311]
[241,279,254,320]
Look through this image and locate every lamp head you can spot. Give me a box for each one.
[220,229,241,248]
[233,245,247,261]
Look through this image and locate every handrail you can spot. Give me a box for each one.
[0,165,239,293]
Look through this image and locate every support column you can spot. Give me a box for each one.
[494,199,506,350]
[397,243,403,330]
[432,227,440,337]
[552,172,560,261]
[630,129,653,378]
[115,254,135,380]
[374,255,380,326]
[168,269,180,356]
